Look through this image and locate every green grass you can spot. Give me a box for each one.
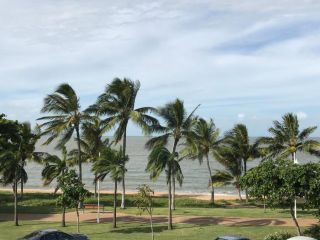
[0,191,316,219]
[0,220,299,240]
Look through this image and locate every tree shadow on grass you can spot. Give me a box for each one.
[110,225,167,234]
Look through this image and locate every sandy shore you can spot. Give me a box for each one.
[0,188,240,201]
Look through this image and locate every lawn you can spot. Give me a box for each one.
[0,191,316,219]
[0,220,298,240]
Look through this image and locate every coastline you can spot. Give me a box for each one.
[0,188,240,201]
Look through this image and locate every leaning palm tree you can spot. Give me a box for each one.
[212,146,243,200]
[87,78,158,208]
[183,118,220,203]
[146,145,183,230]
[41,146,73,193]
[146,99,199,211]
[258,113,320,161]
[38,83,86,182]
[223,124,260,201]
[92,147,127,228]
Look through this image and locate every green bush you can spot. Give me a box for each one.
[303,224,320,239]
[263,232,293,240]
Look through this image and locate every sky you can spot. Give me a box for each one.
[1,0,320,136]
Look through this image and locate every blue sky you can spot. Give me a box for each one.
[1,0,320,136]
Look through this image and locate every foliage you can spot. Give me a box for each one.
[57,170,89,209]
[92,146,127,228]
[223,124,261,172]
[241,158,320,235]
[57,170,89,231]
[258,113,320,160]
[42,147,73,192]
[92,147,127,183]
[212,145,243,198]
[303,224,320,239]
[263,232,293,240]
[86,78,158,208]
[136,185,155,240]
[37,83,87,181]
[146,146,183,186]
[136,184,154,216]
[182,118,220,202]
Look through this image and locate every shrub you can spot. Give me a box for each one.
[263,231,293,240]
[303,224,320,239]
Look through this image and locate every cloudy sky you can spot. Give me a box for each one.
[1,0,320,136]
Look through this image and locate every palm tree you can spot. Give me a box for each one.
[183,118,220,203]
[223,124,260,202]
[17,122,39,199]
[37,83,86,182]
[41,147,73,193]
[146,99,199,211]
[92,147,127,228]
[87,78,158,208]
[69,117,110,197]
[258,113,320,161]
[0,115,22,226]
[212,146,243,200]
[146,145,183,230]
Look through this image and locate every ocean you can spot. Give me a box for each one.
[21,136,320,195]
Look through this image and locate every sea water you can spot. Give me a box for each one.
[22,136,320,195]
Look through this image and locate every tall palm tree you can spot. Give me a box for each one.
[223,124,260,201]
[92,147,127,228]
[38,83,86,182]
[146,145,183,230]
[87,78,158,208]
[17,122,39,198]
[212,146,243,200]
[41,146,73,193]
[146,99,199,211]
[183,118,220,203]
[69,117,110,197]
[258,113,320,161]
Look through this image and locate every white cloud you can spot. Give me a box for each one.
[0,0,320,135]
[238,113,245,119]
[296,111,308,120]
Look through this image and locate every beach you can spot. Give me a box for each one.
[0,188,240,201]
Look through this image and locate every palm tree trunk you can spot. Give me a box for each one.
[113,180,118,228]
[62,207,66,227]
[75,125,82,182]
[76,207,80,233]
[94,175,97,198]
[237,187,242,201]
[150,214,154,240]
[290,201,301,235]
[171,138,179,212]
[171,175,175,210]
[243,159,248,203]
[206,154,214,203]
[13,179,18,226]
[168,168,173,230]
[20,181,23,200]
[121,128,127,209]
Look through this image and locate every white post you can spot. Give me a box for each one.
[97,152,101,224]
[293,152,298,219]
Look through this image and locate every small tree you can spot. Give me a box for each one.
[136,185,155,240]
[57,170,89,232]
[241,158,304,235]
